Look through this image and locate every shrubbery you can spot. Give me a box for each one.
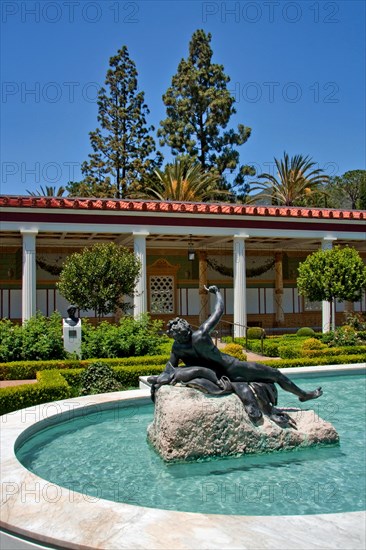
[248,339,280,357]
[222,343,247,361]
[321,325,366,347]
[0,312,164,363]
[301,338,326,351]
[80,362,122,395]
[0,312,65,363]
[0,319,23,363]
[344,312,366,331]
[0,363,165,414]
[262,354,366,369]
[81,314,163,358]
[277,344,301,359]
[246,327,265,340]
[296,327,315,337]
[0,369,70,415]
[0,354,169,381]
[22,312,66,361]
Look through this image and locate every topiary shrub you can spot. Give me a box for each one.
[296,327,315,337]
[247,327,265,340]
[222,344,247,361]
[80,362,122,395]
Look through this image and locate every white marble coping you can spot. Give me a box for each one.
[1,366,365,550]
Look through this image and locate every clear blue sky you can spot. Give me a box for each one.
[1,0,365,196]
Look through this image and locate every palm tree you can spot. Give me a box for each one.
[26,185,66,197]
[130,158,230,202]
[250,152,329,206]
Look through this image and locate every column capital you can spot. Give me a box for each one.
[20,228,38,236]
[233,234,249,240]
[133,231,149,237]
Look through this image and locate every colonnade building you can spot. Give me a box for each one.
[1,196,365,335]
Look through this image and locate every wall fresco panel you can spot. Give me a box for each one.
[10,289,22,319]
[247,288,259,314]
[187,288,200,315]
[36,290,47,316]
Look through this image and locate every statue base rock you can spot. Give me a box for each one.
[147,385,339,462]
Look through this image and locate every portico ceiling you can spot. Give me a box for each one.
[1,230,365,254]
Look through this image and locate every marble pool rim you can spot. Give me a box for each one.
[1,363,365,550]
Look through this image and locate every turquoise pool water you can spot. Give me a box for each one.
[16,374,365,516]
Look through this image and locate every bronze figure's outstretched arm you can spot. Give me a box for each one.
[199,285,224,334]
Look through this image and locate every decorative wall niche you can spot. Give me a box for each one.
[148,259,180,315]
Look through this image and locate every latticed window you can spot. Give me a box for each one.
[150,275,175,314]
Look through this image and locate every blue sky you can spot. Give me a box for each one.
[1,0,365,196]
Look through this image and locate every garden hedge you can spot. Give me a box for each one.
[0,355,169,381]
[261,354,366,369]
[1,354,365,416]
[0,363,166,415]
[301,346,366,358]
[60,364,165,389]
[0,370,71,415]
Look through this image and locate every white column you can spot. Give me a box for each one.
[21,229,38,322]
[133,232,148,317]
[199,251,209,325]
[274,250,285,326]
[233,235,248,338]
[322,237,336,332]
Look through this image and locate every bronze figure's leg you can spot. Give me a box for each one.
[238,362,323,402]
[231,381,263,421]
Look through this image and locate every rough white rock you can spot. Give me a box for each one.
[147,385,339,462]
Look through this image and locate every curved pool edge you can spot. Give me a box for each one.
[1,365,365,550]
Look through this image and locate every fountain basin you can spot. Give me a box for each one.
[1,364,365,549]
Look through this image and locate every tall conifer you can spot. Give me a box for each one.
[158,30,252,194]
[78,46,161,198]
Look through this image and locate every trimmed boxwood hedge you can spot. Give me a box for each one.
[60,364,165,389]
[0,355,169,381]
[0,370,71,415]
[0,363,166,415]
[262,354,366,369]
[301,346,366,358]
[1,354,365,416]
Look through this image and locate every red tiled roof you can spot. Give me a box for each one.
[0,196,364,220]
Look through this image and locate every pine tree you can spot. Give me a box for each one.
[158,29,252,195]
[79,46,162,198]
[326,170,366,209]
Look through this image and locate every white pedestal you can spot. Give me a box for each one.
[63,320,82,358]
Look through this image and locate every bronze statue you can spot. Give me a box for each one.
[148,286,322,427]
